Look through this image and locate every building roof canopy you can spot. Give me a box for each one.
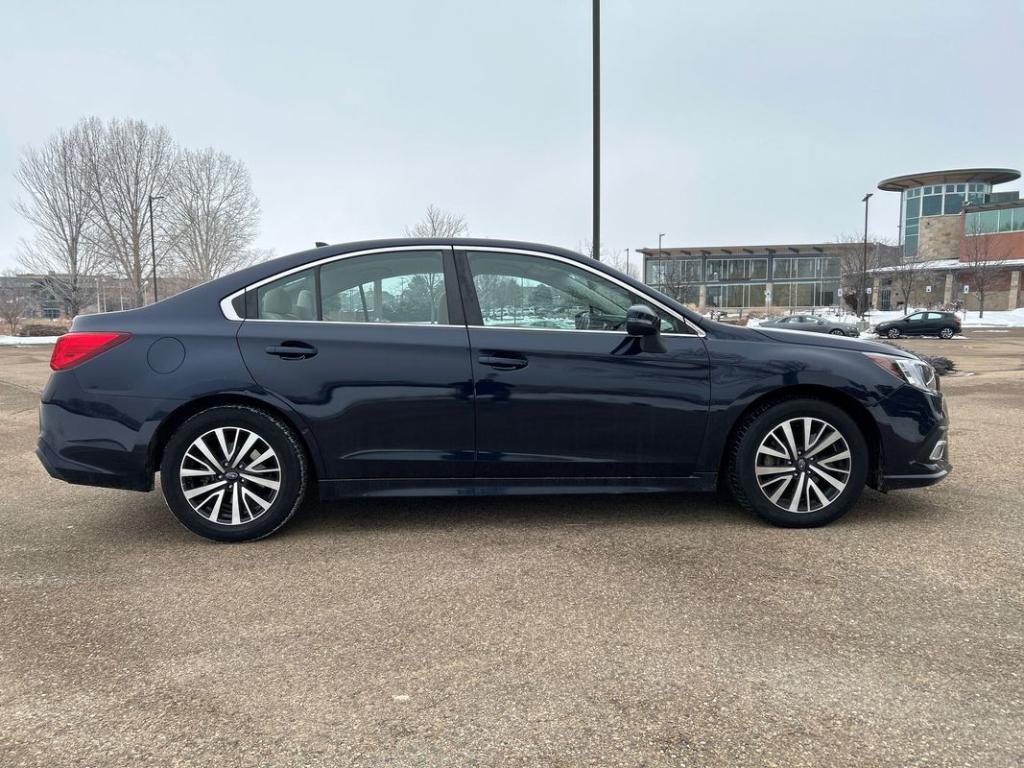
[878,168,1020,192]
[639,243,838,257]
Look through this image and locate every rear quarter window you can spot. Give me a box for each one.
[256,269,317,320]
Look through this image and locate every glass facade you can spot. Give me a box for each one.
[772,256,840,280]
[964,205,1024,235]
[645,253,841,309]
[706,283,767,308]
[901,182,991,257]
[705,258,767,282]
[645,258,701,284]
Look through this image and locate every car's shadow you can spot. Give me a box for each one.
[115,489,752,545]
[292,491,753,537]
[110,484,944,545]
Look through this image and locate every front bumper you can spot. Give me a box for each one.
[877,388,951,491]
[882,466,950,490]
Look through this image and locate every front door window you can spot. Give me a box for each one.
[466,251,692,334]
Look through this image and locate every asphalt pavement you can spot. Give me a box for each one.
[1,335,1022,767]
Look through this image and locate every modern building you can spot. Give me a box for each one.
[640,166,1024,314]
[0,272,203,321]
[871,167,1024,311]
[640,243,849,313]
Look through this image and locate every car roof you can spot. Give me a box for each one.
[221,238,591,288]
[140,237,708,328]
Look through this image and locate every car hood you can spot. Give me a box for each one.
[751,326,912,357]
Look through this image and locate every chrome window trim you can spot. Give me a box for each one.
[219,243,706,337]
[220,295,243,321]
[219,245,452,321]
[463,247,705,338]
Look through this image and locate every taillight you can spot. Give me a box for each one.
[50,332,131,371]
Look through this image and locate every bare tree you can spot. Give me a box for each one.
[13,120,100,316]
[836,235,898,317]
[656,260,700,305]
[166,148,261,283]
[889,254,920,311]
[405,204,468,238]
[0,271,31,334]
[84,118,177,307]
[608,251,640,280]
[962,217,1010,319]
[244,247,277,266]
[404,206,465,320]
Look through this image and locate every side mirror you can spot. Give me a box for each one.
[625,304,666,353]
[626,304,660,336]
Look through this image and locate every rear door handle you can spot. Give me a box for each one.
[265,341,318,360]
[478,353,528,371]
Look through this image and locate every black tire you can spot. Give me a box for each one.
[160,405,309,542]
[887,328,901,339]
[829,328,844,335]
[939,326,955,339]
[727,398,868,527]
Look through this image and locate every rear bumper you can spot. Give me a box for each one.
[36,395,161,493]
[36,433,151,491]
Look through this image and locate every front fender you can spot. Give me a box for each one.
[697,338,904,473]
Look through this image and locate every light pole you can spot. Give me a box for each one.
[658,233,666,257]
[592,0,600,260]
[147,194,165,303]
[861,193,873,318]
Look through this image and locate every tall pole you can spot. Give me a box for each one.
[147,194,159,302]
[862,192,873,318]
[592,0,600,260]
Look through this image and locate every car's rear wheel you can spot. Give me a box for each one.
[887,328,901,338]
[160,405,309,542]
[727,398,868,527]
[829,328,844,335]
[939,326,955,339]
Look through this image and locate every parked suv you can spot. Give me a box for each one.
[874,311,961,339]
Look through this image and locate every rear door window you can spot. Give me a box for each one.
[319,250,452,325]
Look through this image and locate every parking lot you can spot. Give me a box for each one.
[1,334,1022,767]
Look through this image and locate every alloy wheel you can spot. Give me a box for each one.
[940,327,954,339]
[754,417,852,513]
[887,328,900,338]
[178,427,282,526]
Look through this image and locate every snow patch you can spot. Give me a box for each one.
[0,336,61,346]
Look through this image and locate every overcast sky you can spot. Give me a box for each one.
[2,0,1022,270]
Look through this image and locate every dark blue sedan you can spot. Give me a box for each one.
[37,239,950,541]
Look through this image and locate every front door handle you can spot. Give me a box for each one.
[478,353,528,371]
[266,341,318,360]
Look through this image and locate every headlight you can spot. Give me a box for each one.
[864,353,938,394]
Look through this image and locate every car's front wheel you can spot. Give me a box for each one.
[160,405,309,542]
[887,328,901,338]
[829,328,844,335]
[727,398,868,527]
